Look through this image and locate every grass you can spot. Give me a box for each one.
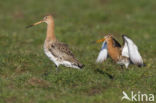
[0,0,156,103]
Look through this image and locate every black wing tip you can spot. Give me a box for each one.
[138,63,146,67]
[122,34,132,39]
[122,34,127,38]
[78,64,85,69]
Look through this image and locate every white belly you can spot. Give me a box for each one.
[44,48,60,66]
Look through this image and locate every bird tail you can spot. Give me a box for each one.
[138,63,146,67]
[73,59,85,69]
[71,58,85,69]
[78,63,85,69]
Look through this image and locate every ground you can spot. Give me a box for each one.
[0,0,156,103]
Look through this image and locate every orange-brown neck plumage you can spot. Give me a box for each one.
[107,38,121,61]
[46,20,56,41]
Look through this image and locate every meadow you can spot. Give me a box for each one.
[0,0,156,103]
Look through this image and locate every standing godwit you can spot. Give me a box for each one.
[96,34,144,68]
[26,15,84,70]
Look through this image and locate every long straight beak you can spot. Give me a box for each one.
[96,38,105,43]
[26,20,43,28]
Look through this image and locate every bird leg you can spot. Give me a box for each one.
[42,68,52,77]
[120,65,124,69]
[55,65,59,72]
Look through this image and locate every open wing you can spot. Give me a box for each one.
[96,41,108,63]
[122,35,144,65]
[122,39,129,58]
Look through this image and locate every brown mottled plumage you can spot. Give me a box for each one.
[46,41,82,66]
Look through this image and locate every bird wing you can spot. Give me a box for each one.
[122,40,129,58]
[112,37,121,47]
[122,35,144,65]
[49,42,77,62]
[96,41,108,63]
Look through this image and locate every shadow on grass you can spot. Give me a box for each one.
[95,68,114,80]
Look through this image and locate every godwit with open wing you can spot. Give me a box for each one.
[26,15,84,70]
[96,34,144,68]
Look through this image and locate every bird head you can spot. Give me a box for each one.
[43,15,54,24]
[26,15,54,28]
[96,34,113,43]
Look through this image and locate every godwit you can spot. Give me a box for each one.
[26,15,84,70]
[96,34,144,68]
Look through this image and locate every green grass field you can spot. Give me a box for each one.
[0,0,156,103]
